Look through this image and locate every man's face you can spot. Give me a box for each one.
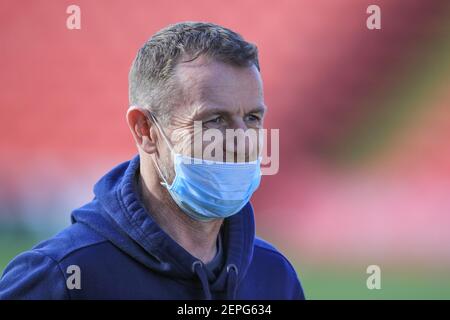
[156,55,266,183]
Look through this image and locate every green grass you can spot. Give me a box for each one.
[297,262,450,300]
[0,233,39,274]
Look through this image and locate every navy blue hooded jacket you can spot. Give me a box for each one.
[0,155,305,300]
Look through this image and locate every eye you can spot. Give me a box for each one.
[245,114,261,123]
[205,116,225,125]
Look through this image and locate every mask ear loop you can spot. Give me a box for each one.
[148,112,175,154]
[145,110,175,188]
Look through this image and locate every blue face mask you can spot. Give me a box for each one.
[149,113,262,222]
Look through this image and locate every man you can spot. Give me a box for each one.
[0,21,305,299]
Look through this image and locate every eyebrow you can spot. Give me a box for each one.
[193,105,267,119]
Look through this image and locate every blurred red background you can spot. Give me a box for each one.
[1,0,450,285]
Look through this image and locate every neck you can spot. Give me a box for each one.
[137,160,223,264]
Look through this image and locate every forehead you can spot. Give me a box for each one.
[173,56,264,116]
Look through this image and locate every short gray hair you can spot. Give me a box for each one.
[128,21,260,124]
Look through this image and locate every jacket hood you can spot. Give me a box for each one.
[71,154,256,299]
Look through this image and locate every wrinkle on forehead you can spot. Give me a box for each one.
[172,55,264,120]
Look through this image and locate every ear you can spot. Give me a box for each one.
[126,107,158,154]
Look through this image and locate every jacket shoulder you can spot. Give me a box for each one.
[0,222,107,299]
[253,237,298,268]
[252,236,306,299]
[32,222,107,263]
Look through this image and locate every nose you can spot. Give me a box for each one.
[230,118,248,131]
[224,118,258,162]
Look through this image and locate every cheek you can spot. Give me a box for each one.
[170,127,195,156]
